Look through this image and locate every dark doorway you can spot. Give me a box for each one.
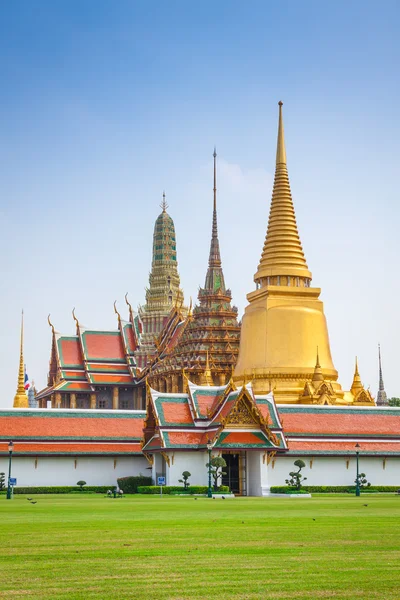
[222,453,240,494]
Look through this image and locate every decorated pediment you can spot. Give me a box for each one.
[225,395,261,429]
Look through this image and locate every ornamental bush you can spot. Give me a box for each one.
[285,459,307,491]
[117,476,153,494]
[12,486,112,494]
[270,485,400,494]
[0,472,5,491]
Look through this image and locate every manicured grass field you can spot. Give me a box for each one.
[1,494,400,599]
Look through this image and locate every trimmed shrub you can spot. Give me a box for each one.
[137,485,230,495]
[12,486,112,495]
[117,476,152,494]
[270,485,400,494]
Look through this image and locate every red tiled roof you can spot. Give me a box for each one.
[90,374,132,384]
[0,412,145,440]
[59,338,83,367]
[287,440,400,454]
[279,408,400,437]
[82,332,125,361]
[0,441,142,455]
[164,431,204,447]
[162,402,193,425]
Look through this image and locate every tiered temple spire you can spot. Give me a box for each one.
[204,148,226,292]
[254,101,312,287]
[13,311,29,408]
[376,345,388,406]
[135,195,186,369]
[148,150,241,391]
[234,102,344,402]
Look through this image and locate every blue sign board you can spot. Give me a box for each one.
[9,478,17,486]
[157,476,166,486]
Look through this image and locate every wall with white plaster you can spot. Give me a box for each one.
[0,455,148,487]
[268,456,400,488]
[166,451,209,486]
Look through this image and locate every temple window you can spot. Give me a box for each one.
[121,400,128,410]
[99,400,106,409]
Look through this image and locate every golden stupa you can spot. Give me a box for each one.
[13,312,29,409]
[235,102,364,404]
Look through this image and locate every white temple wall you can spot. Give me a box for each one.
[247,452,267,496]
[166,451,209,486]
[269,456,400,487]
[0,456,148,487]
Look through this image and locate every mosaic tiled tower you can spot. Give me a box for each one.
[135,195,186,369]
[149,151,241,392]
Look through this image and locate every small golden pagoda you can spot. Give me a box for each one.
[347,358,374,405]
[13,312,29,408]
[234,102,344,403]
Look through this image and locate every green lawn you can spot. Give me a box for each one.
[1,494,399,599]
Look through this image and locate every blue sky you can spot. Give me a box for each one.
[1,0,399,406]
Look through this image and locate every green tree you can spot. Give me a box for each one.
[285,459,307,491]
[388,398,400,407]
[178,471,191,489]
[206,457,227,491]
[77,480,87,491]
[0,473,5,491]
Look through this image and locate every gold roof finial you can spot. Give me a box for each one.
[188,296,193,318]
[114,300,121,322]
[276,101,287,165]
[254,101,312,284]
[47,314,55,336]
[13,310,29,408]
[160,191,169,213]
[72,307,79,332]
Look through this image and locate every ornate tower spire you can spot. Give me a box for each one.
[255,101,312,286]
[204,149,226,292]
[135,195,186,369]
[350,357,363,396]
[376,344,388,406]
[13,311,29,408]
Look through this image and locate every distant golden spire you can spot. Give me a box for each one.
[13,311,29,408]
[204,350,213,386]
[350,357,363,395]
[255,101,312,284]
[312,348,324,383]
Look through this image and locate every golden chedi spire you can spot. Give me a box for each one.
[234,102,342,403]
[312,348,324,384]
[350,357,364,396]
[255,101,311,285]
[13,311,29,408]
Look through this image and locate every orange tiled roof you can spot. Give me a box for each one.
[287,440,400,455]
[0,441,142,455]
[0,410,145,441]
[279,406,400,437]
